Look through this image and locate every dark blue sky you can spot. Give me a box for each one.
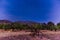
[0,0,60,23]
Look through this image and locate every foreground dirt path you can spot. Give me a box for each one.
[0,33,60,40]
[0,31,60,40]
[0,31,60,37]
[0,31,31,38]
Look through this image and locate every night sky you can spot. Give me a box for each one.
[0,0,60,23]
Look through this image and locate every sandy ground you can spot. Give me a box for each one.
[0,31,31,38]
[0,30,58,37]
[0,30,60,40]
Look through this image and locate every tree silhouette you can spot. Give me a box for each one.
[57,23,60,30]
[47,22,55,31]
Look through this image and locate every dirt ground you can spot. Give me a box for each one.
[0,30,60,40]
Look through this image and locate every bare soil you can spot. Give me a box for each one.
[0,30,60,40]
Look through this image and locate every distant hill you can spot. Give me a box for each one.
[0,20,12,24]
[14,21,40,24]
[0,20,40,25]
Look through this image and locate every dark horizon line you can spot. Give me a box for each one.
[0,19,60,24]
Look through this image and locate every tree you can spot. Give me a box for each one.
[36,24,42,30]
[47,22,55,31]
[41,23,47,30]
[11,22,23,30]
[57,23,60,30]
[0,23,11,30]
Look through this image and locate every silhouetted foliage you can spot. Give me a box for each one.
[57,23,60,30]
[0,20,59,31]
[41,23,47,30]
[47,22,55,31]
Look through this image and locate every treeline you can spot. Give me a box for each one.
[0,20,60,31]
